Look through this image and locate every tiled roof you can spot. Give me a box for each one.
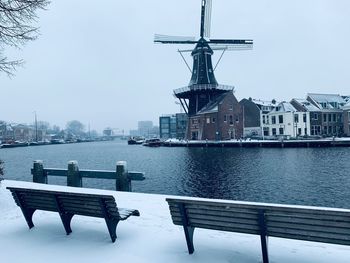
[197,93,228,114]
[270,102,297,113]
[308,93,346,104]
[292,98,320,111]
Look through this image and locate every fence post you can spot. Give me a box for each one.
[116,161,131,192]
[32,160,47,184]
[67,161,81,187]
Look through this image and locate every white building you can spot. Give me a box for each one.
[264,102,310,137]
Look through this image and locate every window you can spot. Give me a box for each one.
[272,116,276,124]
[212,117,216,123]
[333,126,336,134]
[311,125,321,135]
[304,128,307,135]
[272,128,277,135]
[224,115,227,122]
[279,128,284,135]
[229,115,233,125]
[279,115,283,124]
[323,114,327,122]
[328,126,332,134]
[298,128,301,135]
[235,116,239,123]
[263,127,269,136]
[229,105,233,110]
[303,114,307,123]
[328,114,332,122]
[333,114,336,122]
[294,114,299,123]
[206,118,210,124]
[313,113,318,120]
[323,126,327,134]
[263,115,266,124]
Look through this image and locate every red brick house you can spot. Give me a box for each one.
[187,92,243,140]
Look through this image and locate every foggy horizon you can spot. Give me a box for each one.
[1,0,350,133]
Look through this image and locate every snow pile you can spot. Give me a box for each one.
[1,180,350,263]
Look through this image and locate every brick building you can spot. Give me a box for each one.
[187,92,243,140]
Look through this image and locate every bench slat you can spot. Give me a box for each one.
[166,197,350,258]
[166,198,350,217]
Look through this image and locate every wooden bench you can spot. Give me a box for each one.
[166,197,350,263]
[7,187,140,242]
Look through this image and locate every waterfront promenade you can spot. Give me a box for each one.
[1,180,350,263]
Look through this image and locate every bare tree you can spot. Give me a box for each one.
[0,0,49,76]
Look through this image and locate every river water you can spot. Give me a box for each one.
[1,140,350,208]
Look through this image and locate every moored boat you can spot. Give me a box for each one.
[128,137,145,145]
[142,138,162,147]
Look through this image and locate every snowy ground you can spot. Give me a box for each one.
[1,180,350,263]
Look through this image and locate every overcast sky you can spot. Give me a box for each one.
[1,0,350,132]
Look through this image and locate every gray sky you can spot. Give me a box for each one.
[1,0,350,133]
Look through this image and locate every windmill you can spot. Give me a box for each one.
[155,0,253,116]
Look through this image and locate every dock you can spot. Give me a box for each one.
[162,138,350,148]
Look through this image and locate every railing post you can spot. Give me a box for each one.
[32,160,47,184]
[116,161,131,192]
[67,161,81,187]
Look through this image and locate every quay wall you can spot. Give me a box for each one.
[162,139,350,148]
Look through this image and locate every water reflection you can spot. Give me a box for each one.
[1,141,350,208]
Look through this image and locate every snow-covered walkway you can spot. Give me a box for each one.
[1,180,349,263]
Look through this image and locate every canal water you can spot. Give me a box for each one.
[1,140,350,208]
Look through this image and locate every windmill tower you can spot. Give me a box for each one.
[155,0,253,117]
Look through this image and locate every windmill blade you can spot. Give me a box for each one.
[204,0,212,38]
[209,39,253,45]
[154,34,197,44]
[209,44,253,51]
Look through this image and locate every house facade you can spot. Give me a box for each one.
[187,92,243,140]
[239,98,278,137]
[343,102,350,136]
[264,102,310,137]
[306,93,345,136]
[290,99,322,136]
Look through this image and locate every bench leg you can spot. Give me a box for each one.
[21,208,36,229]
[258,210,269,263]
[260,235,269,263]
[183,225,195,254]
[105,218,119,243]
[59,213,74,235]
[178,203,195,254]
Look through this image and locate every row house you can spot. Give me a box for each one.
[290,99,322,136]
[306,93,345,136]
[343,101,350,136]
[263,102,310,137]
[240,98,278,137]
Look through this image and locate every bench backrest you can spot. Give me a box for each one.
[166,198,350,246]
[8,187,119,218]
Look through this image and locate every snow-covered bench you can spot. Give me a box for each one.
[7,187,140,242]
[166,197,350,263]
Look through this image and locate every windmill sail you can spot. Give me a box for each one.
[204,0,212,38]
[154,34,196,44]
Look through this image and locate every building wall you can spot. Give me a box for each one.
[320,111,343,136]
[239,99,260,128]
[265,112,310,137]
[343,110,350,136]
[187,92,243,140]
